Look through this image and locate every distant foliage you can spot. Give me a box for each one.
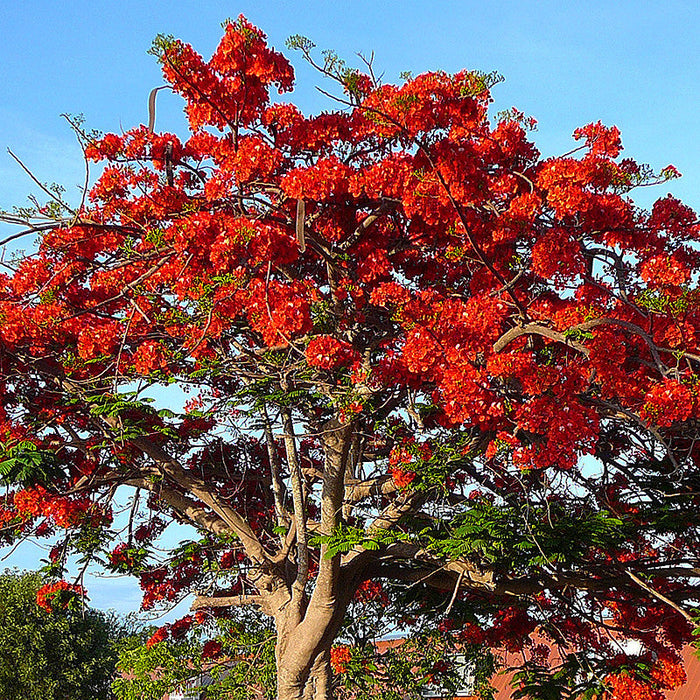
[0,570,121,700]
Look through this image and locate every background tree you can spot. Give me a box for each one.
[113,609,278,700]
[1,16,700,700]
[0,570,121,700]
[113,627,215,700]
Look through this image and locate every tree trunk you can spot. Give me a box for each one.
[276,644,334,700]
[272,419,358,700]
[274,588,351,700]
[303,650,333,700]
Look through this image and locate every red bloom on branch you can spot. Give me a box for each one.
[354,579,389,604]
[641,379,694,427]
[202,639,223,659]
[146,625,170,648]
[305,336,359,370]
[330,645,352,674]
[573,121,622,158]
[390,466,416,488]
[640,254,691,287]
[133,340,169,375]
[36,580,86,613]
[170,615,193,639]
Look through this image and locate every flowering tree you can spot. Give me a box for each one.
[2,16,700,699]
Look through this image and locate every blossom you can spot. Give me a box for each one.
[641,379,694,427]
[202,639,223,659]
[305,335,359,370]
[390,466,416,488]
[170,615,193,640]
[650,657,686,690]
[640,254,690,287]
[603,673,665,700]
[573,121,622,158]
[36,580,86,613]
[354,579,389,604]
[133,340,169,375]
[146,625,169,648]
[531,228,584,281]
[330,645,352,673]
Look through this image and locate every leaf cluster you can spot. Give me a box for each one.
[0,440,66,486]
[427,500,627,571]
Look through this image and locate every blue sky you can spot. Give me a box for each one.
[1,0,699,617]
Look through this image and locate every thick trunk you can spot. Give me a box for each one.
[274,588,352,700]
[303,650,332,700]
[276,644,333,700]
[272,419,358,700]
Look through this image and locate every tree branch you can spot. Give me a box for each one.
[281,407,309,617]
[493,322,589,355]
[191,593,264,610]
[344,475,399,504]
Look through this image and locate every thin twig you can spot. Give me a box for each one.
[444,569,464,616]
[626,569,697,625]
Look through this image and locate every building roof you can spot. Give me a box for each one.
[462,646,700,700]
[668,648,700,700]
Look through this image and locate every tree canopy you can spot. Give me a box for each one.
[0,570,120,699]
[1,15,700,700]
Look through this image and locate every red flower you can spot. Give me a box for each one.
[573,121,622,158]
[202,639,223,659]
[170,615,193,639]
[603,673,665,700]
[330,645,352,674]
[640,254,690,287]
[305,336,359,370]
[36,580,86,613]
[390,467,416,489]
[641,379,694,427]
[354,579,389,604]
[146,625,170,648]
[133,340,169,375]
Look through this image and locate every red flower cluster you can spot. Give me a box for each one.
[330,645,352,674]
[305,336,359,370]
[108,543,143,572]
[146,625,169,648]
[354,579,389,605]
[158,16,294,132]
[245,279,313,347]
[133,340,169,375]
[389,466,416,489]
[144,615,193,648]
[12,487,110,530]
[36,580,86,613]
[640,254,691,287]
[573,120,623,158]
[641,379,694,427]
[602,662,686,700]
[202,639,223,659]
